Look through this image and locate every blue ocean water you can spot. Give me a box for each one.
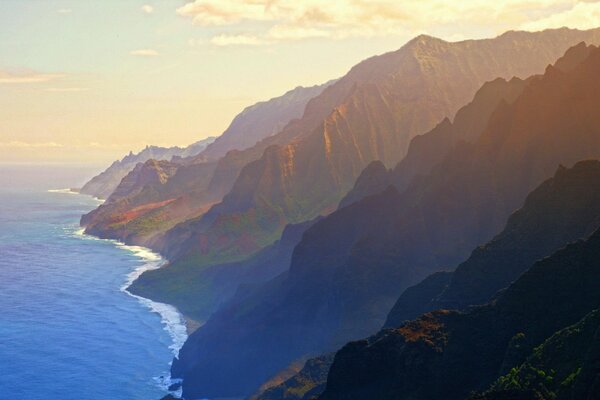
[0,165,186,400]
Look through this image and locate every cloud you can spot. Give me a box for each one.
[57,8,72,14]
[0,70,65,84]
[520,1,600,30]
[176,0,600,46]
[141,5,154,14]
[0,141,64,148]
[130,49,160,57]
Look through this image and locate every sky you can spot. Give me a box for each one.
[1,0,600,165]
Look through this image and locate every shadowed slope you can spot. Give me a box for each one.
[173,43,600,399]
[320,227,600,400]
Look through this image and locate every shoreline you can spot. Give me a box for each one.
[73,226,188,396]
[66,189,188,397]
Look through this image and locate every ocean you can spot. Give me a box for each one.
[0,164,186,399]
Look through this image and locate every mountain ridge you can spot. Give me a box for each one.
[171,41,600,399]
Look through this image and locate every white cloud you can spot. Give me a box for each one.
[57,8,72,14]
[130,49,160,57]
[141,5,154,14]
[0,70,65,84]
[176,0,600,46]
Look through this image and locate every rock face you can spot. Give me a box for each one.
[340,75,529,208]
[172,43,600,399]
[199,82,335,161]
[229,159,600,400]
[470,309,600,400]
[173,29,600,267]
[252,354,335,400]
[319,226,600,400]
[386,159,600,327]
[79,138,215,200]
[80,82,331,249]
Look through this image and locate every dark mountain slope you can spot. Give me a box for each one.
[320,227,600,400]
[470,309,600,400]
[386,159,600,326]
[172,43,600,399]
[247,158,600,399]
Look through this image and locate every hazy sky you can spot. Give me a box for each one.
[1,0,599,164]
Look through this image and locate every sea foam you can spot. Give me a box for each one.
[48,188,105,203]
[72,225,187,395]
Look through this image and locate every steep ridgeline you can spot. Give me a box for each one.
[251,354,335,400]
[470,309,600,400]
[265,159,600,400]
[341,39,600,208]
[319,227,600,400]
[172,43,600,399]
[386,159,600,326]
[339,75,528,208]
[81,159,219,247]
[199,82,336,161]
[81,81,332,247]
[162,28,600,268]
[79,138,215,200]
[231,159,600,400]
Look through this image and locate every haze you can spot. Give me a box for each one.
[1,0,599,164]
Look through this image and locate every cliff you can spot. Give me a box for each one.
[172,42,600,399]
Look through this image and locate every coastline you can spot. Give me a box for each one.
[73,226,188,393]
[66,191,188,397]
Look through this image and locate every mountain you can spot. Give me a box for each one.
[272,159,600,398]
[170,42,600,399]
[222,159,600,400]
[386,159,600,326]
[470,309,600,400]
[129,217,321,320]
[252,354,335,400]
[199,82,336,161]
[79,138,215,200]
[339,74,528,208]
[164,28,600,269]
[81,81,332,247]
[112,29,600,333]
[343,37,600,208]
[319,226,600,400]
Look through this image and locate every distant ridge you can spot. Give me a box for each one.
[79,137,215,200]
